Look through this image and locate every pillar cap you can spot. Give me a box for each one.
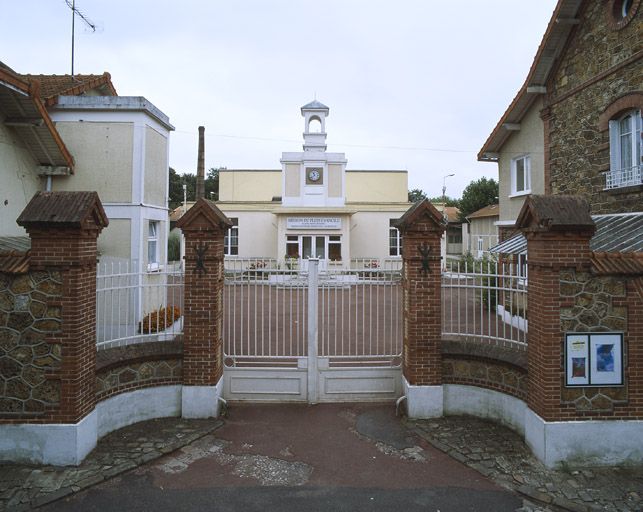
[177,197,233,231]
[516,195,595,234]
[17,191,108,230]
[392,199,446,233]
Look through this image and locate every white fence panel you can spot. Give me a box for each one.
[442,258,527,350]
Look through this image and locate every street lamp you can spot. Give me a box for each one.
[442,173,455,218]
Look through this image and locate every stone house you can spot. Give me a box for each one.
[0,62,174,273]
[478,0,642,243]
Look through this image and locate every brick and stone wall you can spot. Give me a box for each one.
[0,271,63,417]
[545,0,642,213]
[96,341,183,401]
[442,340,528,400]
[559,269,642,417]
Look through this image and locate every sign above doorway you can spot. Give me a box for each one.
[287,217,341,230]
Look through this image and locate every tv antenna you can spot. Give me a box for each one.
[65,0,96,79]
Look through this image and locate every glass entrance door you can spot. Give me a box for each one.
[301,236,326,260]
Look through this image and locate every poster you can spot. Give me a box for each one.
[565,334,589,386]
[565,333,623,387]
[589,334,623,386]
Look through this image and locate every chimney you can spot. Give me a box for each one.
[196,126,205,200]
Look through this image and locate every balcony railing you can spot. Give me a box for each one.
[605,164,642,190]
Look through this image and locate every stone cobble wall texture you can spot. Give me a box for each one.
[95,341,183,401]
[0,271,63,417]
[560,270,630,413]
[545,0,642,213]
[443,356,528,401]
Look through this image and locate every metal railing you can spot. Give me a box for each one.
[604,164,642,189]
[442,258,527,350]
[96,261,184,350]
[222,258,403,368]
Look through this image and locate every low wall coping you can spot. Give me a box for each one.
[441,338,528,370]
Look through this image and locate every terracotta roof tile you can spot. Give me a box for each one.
[467,204,499,220]
[18,72,117,105]
[591,252,643,276]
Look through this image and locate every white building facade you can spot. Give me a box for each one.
[217,101,410,269]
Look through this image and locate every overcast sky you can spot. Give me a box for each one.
[2,1,557,199]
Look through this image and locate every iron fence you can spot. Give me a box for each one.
[442,258,528,349]
[96,261,184,350]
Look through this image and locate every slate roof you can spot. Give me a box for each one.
[516,195,594,232]
[490,213,643,255]
[17,191,108,229]
[301,100,329,111]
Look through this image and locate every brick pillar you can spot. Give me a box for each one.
[177,198,231,418]
[6,191,108,465]
[516,196,602,467]
[395,200,446,418]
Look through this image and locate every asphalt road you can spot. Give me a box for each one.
[43,403,524,512]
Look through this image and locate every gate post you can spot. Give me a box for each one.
[177,198,232,418]
[394,200,446,418]
[307,258,319,403]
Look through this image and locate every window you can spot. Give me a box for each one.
[477,238,484,258]
[389,220,402,257]
[511,155,531,195]
[328,235,342,261]
[224,218,239,256]
[286,235,299,258]
[607,110,642,189]
[148,221,159,270]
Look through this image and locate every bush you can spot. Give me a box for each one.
[139,306,181,334]
[458,252,498,311]
[168,230,181,262]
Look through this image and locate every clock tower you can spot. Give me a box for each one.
[281,100,347,208]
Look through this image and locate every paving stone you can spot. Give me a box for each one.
[409,416,643,512]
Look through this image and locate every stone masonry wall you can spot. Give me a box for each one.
[545,0,642,213]
[0,271,63,417]
[96,341,183,401]
[559,269,634,415]
[441,340,528,401]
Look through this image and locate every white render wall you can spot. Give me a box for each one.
[0,116,42,237]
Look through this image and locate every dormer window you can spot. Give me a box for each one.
[606,109,642,189]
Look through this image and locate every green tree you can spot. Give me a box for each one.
[458,177,498,221]
[168,167,184,209]
[204,167,222,201]
[408,188,427,202]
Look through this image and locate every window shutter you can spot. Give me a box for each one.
[608,119,619,172]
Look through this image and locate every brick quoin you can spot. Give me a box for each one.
[177,198,231,387]
[395,200,446,387]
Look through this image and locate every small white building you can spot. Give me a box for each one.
[216,101,411,269]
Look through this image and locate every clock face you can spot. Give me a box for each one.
[307,167,322,184]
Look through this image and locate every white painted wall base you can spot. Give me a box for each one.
[525,408,643,468]
[182,378,223,418]
[403,377,443,418]
[97,385,182,438]
[443,384,526,436]
[0,410,97,466]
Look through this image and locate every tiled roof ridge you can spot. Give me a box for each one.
[18,72,117,106]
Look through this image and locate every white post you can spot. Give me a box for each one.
[307,258,319,404]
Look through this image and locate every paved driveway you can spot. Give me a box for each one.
[43,403,523,511]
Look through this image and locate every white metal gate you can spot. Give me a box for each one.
[222,259,403,402]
